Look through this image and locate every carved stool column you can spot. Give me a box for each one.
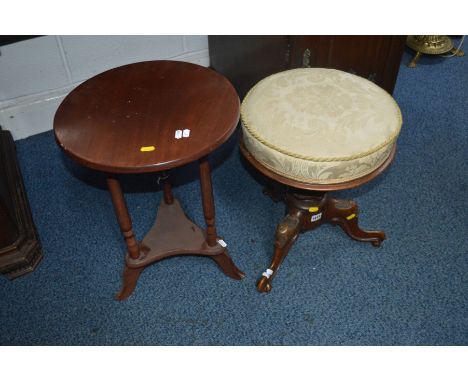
[256,190,386,292]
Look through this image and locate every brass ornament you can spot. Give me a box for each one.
[406,35,464,68]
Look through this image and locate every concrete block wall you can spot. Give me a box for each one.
[0,36,209,140]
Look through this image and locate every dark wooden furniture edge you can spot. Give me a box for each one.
[0,128,42,278]
[0,36,41,47]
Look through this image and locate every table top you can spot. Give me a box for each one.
[54,60,240,173]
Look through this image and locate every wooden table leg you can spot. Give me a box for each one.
[198,157,218,246]
[106,175,144,300]
[107,175,140,259]
[199,156,245,279]
[161,172,174,205]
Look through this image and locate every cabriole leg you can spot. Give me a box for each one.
[257,210,303,293]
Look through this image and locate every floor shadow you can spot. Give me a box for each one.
[238,151,271,191]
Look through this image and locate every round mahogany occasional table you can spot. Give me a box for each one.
[54,60,245,300]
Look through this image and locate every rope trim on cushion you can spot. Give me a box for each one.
[246,142,394,185]
[240,68,403,163]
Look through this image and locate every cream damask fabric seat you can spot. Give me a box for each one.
[241,68,402,184]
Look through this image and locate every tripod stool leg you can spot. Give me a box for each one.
[325,198,385,247]
[257,211,303,293]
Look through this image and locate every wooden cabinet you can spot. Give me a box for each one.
[209,35,406,97]
[209,36,289,99]
[0,38,43,278]
[0,128,42,279]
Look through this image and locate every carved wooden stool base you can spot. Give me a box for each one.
[257,191,385,293]
[116,198,245,300]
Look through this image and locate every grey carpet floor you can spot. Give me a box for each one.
[0,41,467,345]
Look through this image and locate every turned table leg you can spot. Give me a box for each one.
[198,157,218,247]
[107,175,140,259]
[106,175,145,300]
[199,157,245,280]
[161,172,174,205]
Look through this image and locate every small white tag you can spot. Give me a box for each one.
[311,212,322,222]
[182,129,190,138]
[217,239,227,248]
[175,130,182,139]
[262,268,274,279]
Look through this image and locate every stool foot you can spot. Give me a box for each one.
[115,265,144,301]
[325,198,385,247]
[257,274,273,293]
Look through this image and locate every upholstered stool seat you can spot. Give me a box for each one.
[241,68,402,184]
[240,68,403,293]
